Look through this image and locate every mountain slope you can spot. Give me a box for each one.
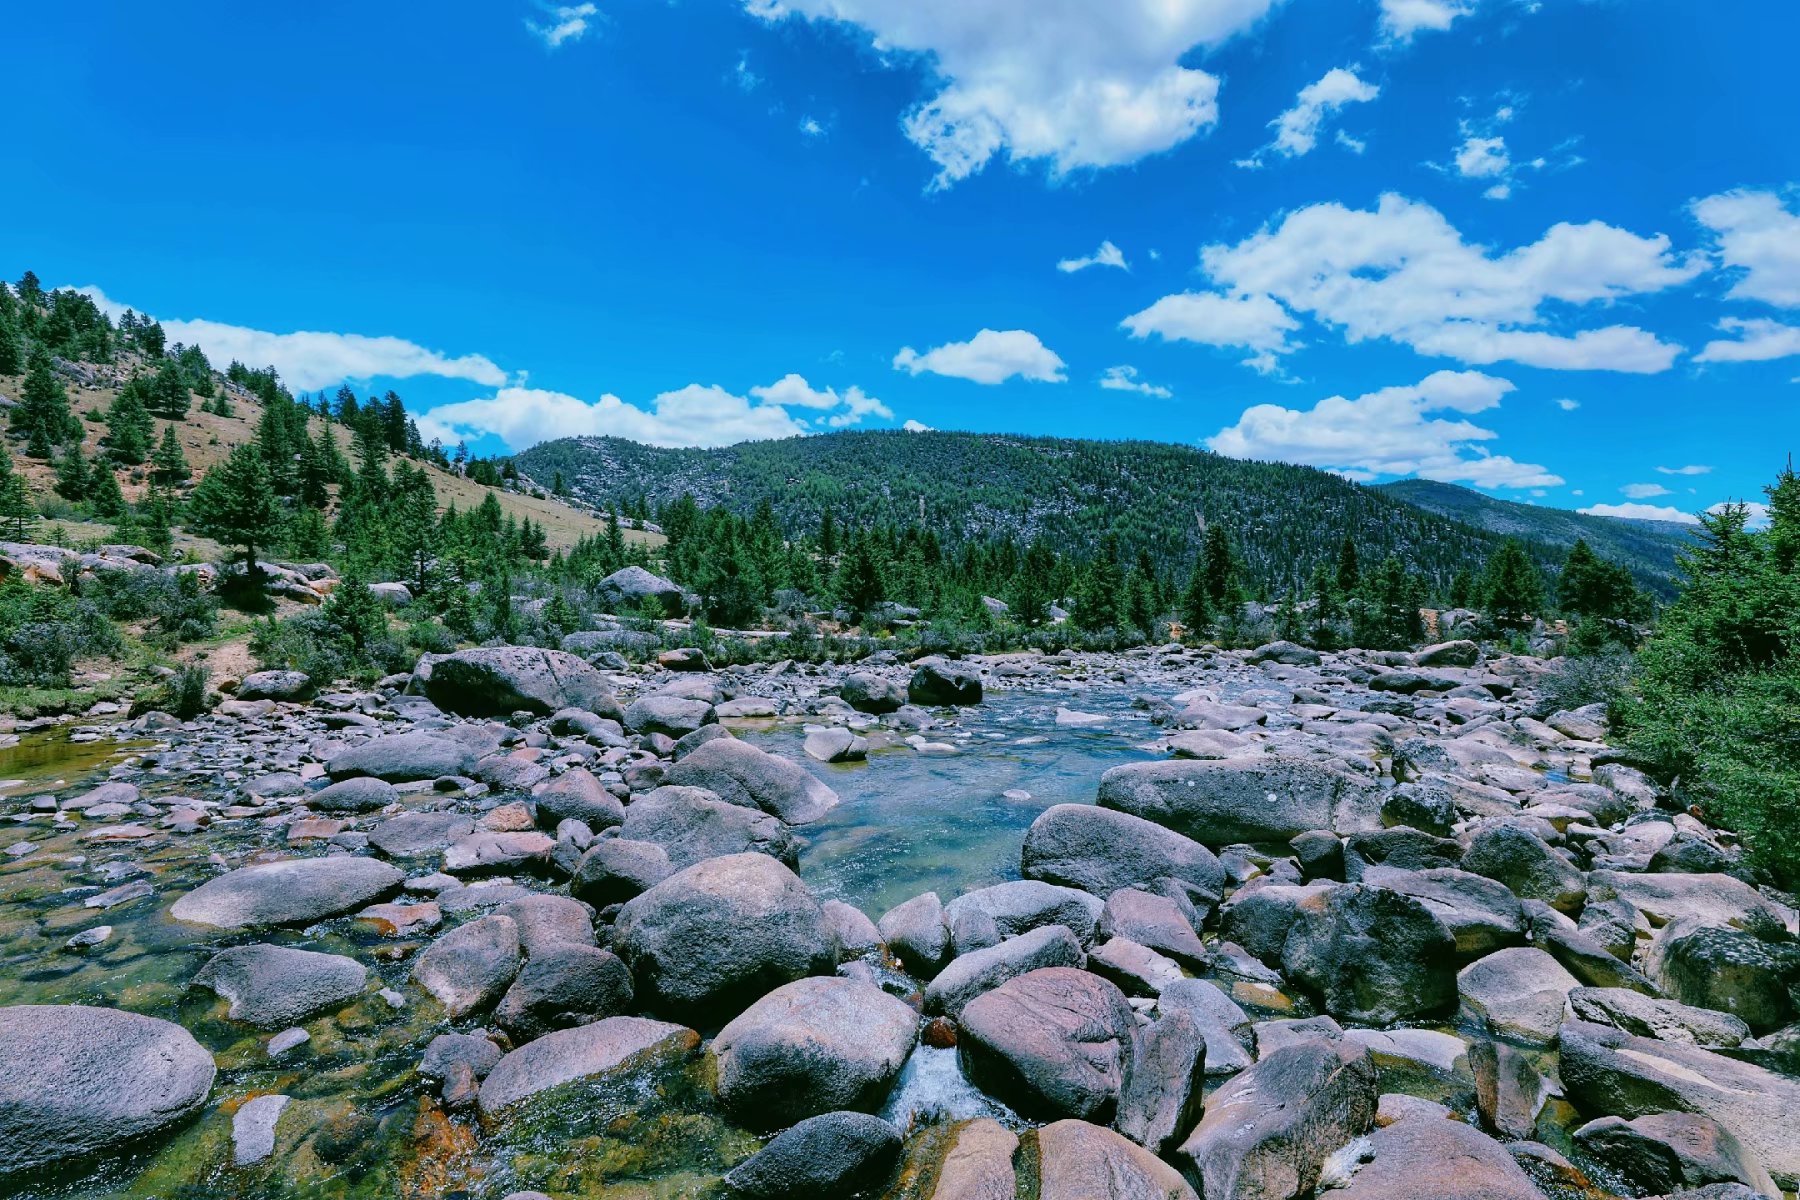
[516,430,1660,597]
[1378,479,1694,597]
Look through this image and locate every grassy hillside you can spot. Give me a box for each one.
[1378,479,1693,598]
[518,430,1596,598]
[1,362,658,554]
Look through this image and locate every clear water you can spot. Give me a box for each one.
[744,687,1158,916]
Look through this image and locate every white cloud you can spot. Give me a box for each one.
[1455,135,1509,179]
[1335,130,1367,154]
[1555,397,1580,410]
[1120,290,1299,375]
[75,285,507,392]
[526,2,598,49]
[1693,189,1800,307]
[1176,193,1698,373]
[419,371,897,451]
[799,115,826,138]
[1656,464,1713,475]
[734,55,761,91]
[1695,316,1800,363]
[1578,501,1700,525]
[903,419,934,432]
[1251,67,1379,164]
[1098,365,1172,398]
[1058,240,1129,273]
[893,328,1067,384]
[1380,0,1476,40]
[1205,368,1563,489]
[1621,482,1671,499]
[745,0,1281,187]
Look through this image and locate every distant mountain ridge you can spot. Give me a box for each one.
[516,430,1695,600]
[1377,478,1695,597]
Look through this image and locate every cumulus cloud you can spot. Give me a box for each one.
[1695,316,1800,363]
[1098,365,1172,398]
[1693,189,1800,307]
[1555,398,1580,410]
[1621,482,1671,499]
[1205,368,1563,488]
[1120,290,1300,375]
[526,2,598,49]
[1656,464,1713,475]
[1379,0,1476,40]
[1247,67,1378,165]
[1058,240,1129,273]
[744,0,1281,187]
[1578,501,1700,525]
[902,419,934,432]
[75,286,507,392]
[1154,193,1699,374]
[418,373,895,451]
[893,328,1067,384]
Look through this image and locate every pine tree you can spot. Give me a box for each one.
[1481,538,1545,630]
[390,463,439,593]
[0,308,23,375]
[1202,524,1240,606]
[839,536,885,619]
[188,441,284,590]
[103,379,153,465]
[1179,554,1212,636]
[139,484,175,555]
[1309,560,1340,648]
[88,462,126,519]
[1009,539,1057,625]
[54,441,92,501]
[14,349,79,457]
[148,360,191,419]
[0,445,35,540]
[604,504,627,573]
[150,424,190,486]
[322,567,390,656]
[1074,534,1125,631]
[1336,535,1361,594]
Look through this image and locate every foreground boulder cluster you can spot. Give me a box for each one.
[3,637,1798,1200]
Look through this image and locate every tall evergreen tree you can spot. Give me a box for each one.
[1482,538,1546,630]
[88,462,125,518]
[1179,554,1213,636]
[1201,524,1240,606]
[0,307,23,375]
[188,442,284,591]
[1074,534,1125,631]
[1336,535,1361,594]
[1009,539,1057,626]
[14,349,79,457]
[0,445,34,540]
[103,379,154,464]
[148,360,191,419]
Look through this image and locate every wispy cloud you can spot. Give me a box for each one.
[526,2,598,50]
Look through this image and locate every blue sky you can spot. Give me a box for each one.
[6,0,1797,523]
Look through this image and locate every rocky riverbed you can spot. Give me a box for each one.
[1,640,1797,1200]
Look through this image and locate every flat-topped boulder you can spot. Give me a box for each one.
[423,646,621,718]
[618,785,797,868]
[1022,804,1224,902]
[1099,757,1386,844]
[193,944,367,1028]
[0,1005,217,1178]
[662,737,839,824]
[326,731,481,782]
[908,657,983,706]
[170,856,404,929]
[478,1016,697,1114]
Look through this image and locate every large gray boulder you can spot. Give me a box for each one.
[1560,1018,1800,1189]
[841,672,907,714]
[326,731,480,782]
[1364,865,1524,959]
[1099,758,1386,844]
[367,811,476,858]
[617,785,797,869]
[662,737,839,825]
[623,694,716,738]
[237,669,314,701]
[1461,824,1587,914]
[170,857,404,929]
[1644,917,1799,1034]
[722,1111,902,1200]
[923,924,1086,1018]
[1457,947,1582,1044]
[571,838,673,907]
[908,658,983,706]
[1177,1040,1378,1200]
[711,976,919,1127]
[308,776,398,814]
[613,853,836,1024]
[959,967,1135,1123]
[412,914,522,1018]
[1033,1119,1199,1200]
[1326,1109,1545,1200]
[1575,1112,1779,1198]
[879,891,951,977]
[193,944,367,1028]
[477,1016,698,1114]
[1280,883,1459,1025]
[1022,804,1224,903]
[594,565,685,611]
[495,944,634,1041]
[533,767,626,830]
[943,880,1104,948]
[1116,1008,1208,1156]
[423,646,620,718]
[0,1005,217,1178]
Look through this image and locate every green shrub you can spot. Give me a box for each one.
[0,579,120,687]
[1532,647,1634,720]
[134,662,212,719]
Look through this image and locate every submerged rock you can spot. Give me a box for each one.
[477,1016,698,1114]
[193,944,367,1029]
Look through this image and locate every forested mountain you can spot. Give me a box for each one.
[1379,479,1694,597]
[517,430,1682,600]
